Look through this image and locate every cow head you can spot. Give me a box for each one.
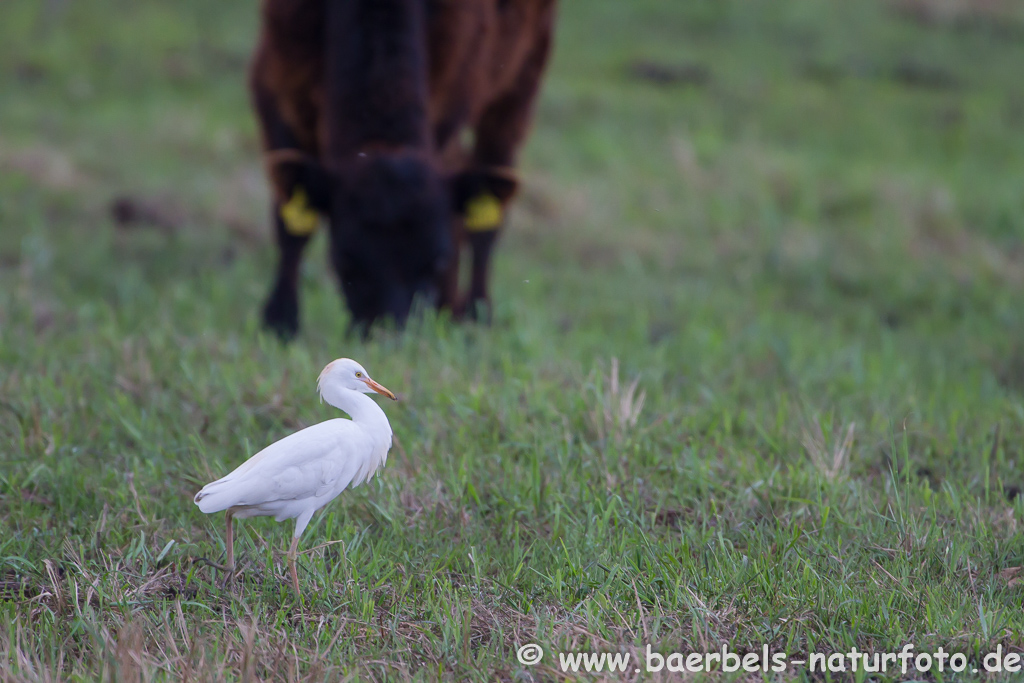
[331,152,453,329]
[274,152,452,331]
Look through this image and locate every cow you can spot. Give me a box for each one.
[251,0,557,337]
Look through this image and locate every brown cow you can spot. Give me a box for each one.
[252,0,557,336]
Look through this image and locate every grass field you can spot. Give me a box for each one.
[3,0,1024,680]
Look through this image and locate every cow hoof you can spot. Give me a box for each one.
[459,297,492,324]
[262,289,299,340]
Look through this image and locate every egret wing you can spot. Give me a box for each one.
[194,419,374,513]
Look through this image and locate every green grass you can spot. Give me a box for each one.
[3,0,1024,679]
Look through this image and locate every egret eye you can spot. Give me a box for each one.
[355,372,363,378]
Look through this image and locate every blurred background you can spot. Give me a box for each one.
[3,0,1024,677]
[2,0,1023,350]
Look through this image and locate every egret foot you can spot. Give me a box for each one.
[191,556,237,589]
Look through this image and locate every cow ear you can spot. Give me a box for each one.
[268,158,332,213]
[449,167,519,214]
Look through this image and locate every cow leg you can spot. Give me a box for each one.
[263,212,311,339]
[434,119,470,316]
[464,229,498,321]
[252,76,315,340]
[438,232,462,315]
[462,10,555,320]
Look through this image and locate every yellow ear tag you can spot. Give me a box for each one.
[464,191,503,232]
[281,187,319,236]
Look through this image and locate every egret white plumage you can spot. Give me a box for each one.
[194,358,396,595]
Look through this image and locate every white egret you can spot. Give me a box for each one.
[194,358,396,595]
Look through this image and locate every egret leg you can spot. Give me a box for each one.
[287,536,300,596]
[225,510,235,582]
[287,510,314,599]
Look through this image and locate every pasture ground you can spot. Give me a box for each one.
[3,0,1024,680]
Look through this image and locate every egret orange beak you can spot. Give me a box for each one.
[363,377,397,400]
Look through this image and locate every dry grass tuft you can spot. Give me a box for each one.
[802,420,856,483]
[587,358,646,448]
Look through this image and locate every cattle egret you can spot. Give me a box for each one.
[194,358,397,595]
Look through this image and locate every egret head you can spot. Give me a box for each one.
[318,358,398,401]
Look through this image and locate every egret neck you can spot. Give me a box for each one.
[319,381,393,461]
